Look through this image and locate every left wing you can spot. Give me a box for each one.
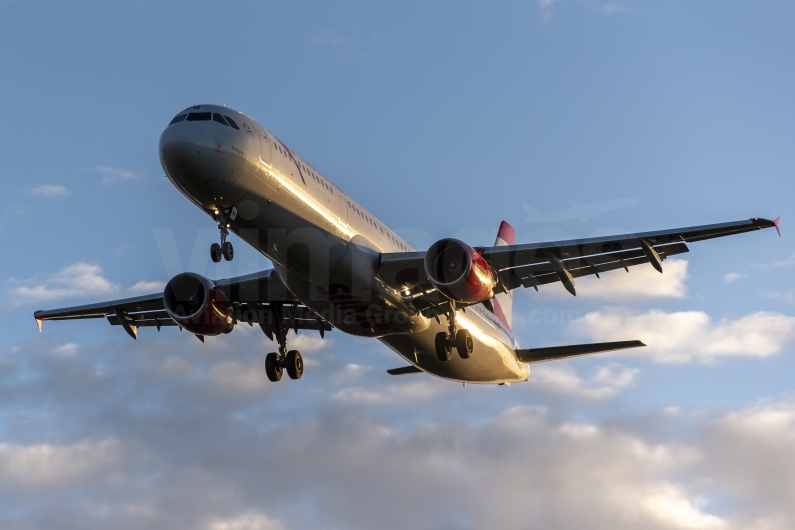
[379,217,779,303]
[34,268,331,339]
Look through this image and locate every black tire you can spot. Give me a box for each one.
[210,243,222,263]
[285,350,303,380]
[222,241,234,261]
[456,329,474,358]
[265,352,283,382]
[435,332,452,361]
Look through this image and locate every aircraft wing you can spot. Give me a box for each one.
[515,340,645,363]
[34,268,331,339]
[379,217,779,303]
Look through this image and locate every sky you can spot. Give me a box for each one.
[2,0,795,528]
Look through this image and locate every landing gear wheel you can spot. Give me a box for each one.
[456,329,474,358]
[222,241,234,261]
[285,350,303,380]
[265,352,283,382]
[210,243,222,263]
[435,332,453,361]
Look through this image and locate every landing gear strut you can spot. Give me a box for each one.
[264,303,303,382]
[210,207,236,263]
[435,302,474,361]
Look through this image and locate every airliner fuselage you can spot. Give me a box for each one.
[159,104,526,384]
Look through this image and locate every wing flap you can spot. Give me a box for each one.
[107,316,179,327]
[516,340,646,364]
[480,218,775,270]
[497,242,690,292]
[34,293,165,322]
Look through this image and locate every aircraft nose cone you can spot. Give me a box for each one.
[159,123,204,173]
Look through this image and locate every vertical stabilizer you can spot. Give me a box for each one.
[492,221,515,330]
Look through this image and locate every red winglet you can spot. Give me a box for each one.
[774,216,781,237]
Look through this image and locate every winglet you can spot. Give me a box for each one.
[36,317,42,333]
[752,216,781,236]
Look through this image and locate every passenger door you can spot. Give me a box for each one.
[254,129,280,207]
[338,192,349,230]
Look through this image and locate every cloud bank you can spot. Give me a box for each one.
[570,308,795,363]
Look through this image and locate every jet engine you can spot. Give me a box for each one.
[424,238,496,304]
[163,272,234,335]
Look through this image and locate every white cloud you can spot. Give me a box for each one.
[600,4,631,14]
[772,253,795,267]
[631,483,724,529]
[264,332,331,354]
[531,363,638,399]
[93,166,139,185]
[27,184,70,197]
[580,258,688,300]
[204,361,269,397]
[207,512,284,530]
[761,289,795,303]
[570,308,795,363]
[330,363,372,385]
[0,439,121,489]
[10,262,119,304]
[53,343,78,358]
[539,0,559,21]
[724,272,746,283]
[7,327,795,529]
[332,378,447,404]
[130,280,166,293]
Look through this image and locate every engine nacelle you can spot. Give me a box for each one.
[163,272,234,336]
[424,238,495,304]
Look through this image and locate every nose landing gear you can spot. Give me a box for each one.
[210,207,237,263]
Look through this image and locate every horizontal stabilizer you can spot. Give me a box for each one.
[386,365,424,376]
[515,340,645,364]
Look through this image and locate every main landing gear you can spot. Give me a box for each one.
[210,207,237,263]
[435,302,474,361]
[265,350,303,382]
[264,303,303,382]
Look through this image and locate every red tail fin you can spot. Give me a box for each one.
[492,221,515,330]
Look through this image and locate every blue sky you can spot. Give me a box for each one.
[2,1,795,528]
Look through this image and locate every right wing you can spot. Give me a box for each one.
[34,268,331,339]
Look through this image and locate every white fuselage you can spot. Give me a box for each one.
[159,104,529,384]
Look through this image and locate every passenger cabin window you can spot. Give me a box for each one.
[224,115,240,129]
[187,112,211,121]
[213,113,229,126]
[169,114,187,125]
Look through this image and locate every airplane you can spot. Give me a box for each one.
[33,104,781,385]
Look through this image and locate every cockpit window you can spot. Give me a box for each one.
[212,113,229,126]
[224,115,240,130]
[187,112,211,121]
[169,114,187,125]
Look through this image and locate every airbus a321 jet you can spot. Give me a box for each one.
[34,105,781,385]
